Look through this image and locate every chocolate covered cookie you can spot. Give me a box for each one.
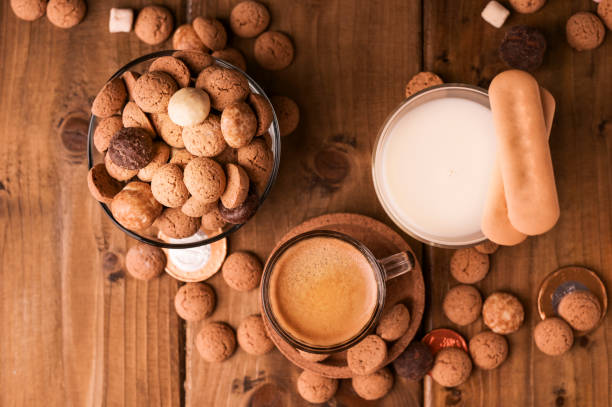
[108,127,154,170]
[499,25,547,71]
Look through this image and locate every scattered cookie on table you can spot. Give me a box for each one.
[443,285,482,326]
[193,17,227,51]
[183,157,226,203]
[352,367,394,401]
[46,0,86,29]
[430,347,472,387]
[297,349,329,362]
[92,77,127,118]
[599,0,612,31]
[222,251,262,291]
[11,0,47,21]
[125,242,166,281]
[196,322,236,362]
[405,72,443,98]
[450,247,489,284]
[475,240,499,254]
[237,314,274,355]
[481,1,510,29]
[347,334,387,375]
[296,370,338,404]
[393,341,434,381]
[134,5,173,45]
[111,182,162,230]
[174,282,216,321]
[230,1,270,38]
[155,207,201,238]
[482,292,525,334]
[533,317,573,356]
[566,12,605,51]
[87,163,122,205]
[376,303,410,341]
[469,331,508,369]
[172,24,207,52]
[557,290,602,331]
[499,25,547,71]
[109,8,133,33]
[508,0,546,14]
[254,31,295,70]
[151,163,189,208]
[270,96,299,137]
[212,48,247,72]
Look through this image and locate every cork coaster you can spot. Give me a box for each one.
[262,213,425,378]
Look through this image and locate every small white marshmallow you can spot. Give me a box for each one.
[109,8,134,33]
[481,1,510,29]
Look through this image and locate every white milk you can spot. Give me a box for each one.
[374,96,496,245]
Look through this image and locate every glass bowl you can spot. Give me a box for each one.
[87,50,281,249]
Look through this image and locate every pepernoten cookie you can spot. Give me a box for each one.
[212,48,247,72]
[221,102,257,148]
[566,12,605,51]
[150,56,191,88]
[469,331,508,369]
[105,153,138,181]
[125,242,167,281]
[430,347,472,387]
[376,303,410,341]
[196,322,236,362]
[172,24,207,52]
[122,101,156,135]
[46,0,86,28]
[151,113,184,148]
[196,65,250,111]
[222,251,262,291]
[173,50,214,76]
[111,181,162,230]
[248,93,274,136]
[193,17,227,51]
[533,317,573,356]
[174,282,216,321]
[138,141,171,182]
[352,367,394,401]
[220,163,249,209]
[182,114,227,157]
[155,207,201,238]
[151,163,190,208]
[347,334,387,375]
[297,350,328,362]
[182,196,216,218]
[230,1,270,38]
[405,72,443,98]
[443,285,482,326]
[237,138,273,193]
[87,163,122,205]
[237,314,274,355]
[92,77,127,118]
[134,5,173,45]
[270,96,299,137]
[254,31,294,70]
[94,116,123,153]
[296,370,338,404]
[133,71,178,114]
[557,290,601,331]
[450,247,489,284]
[10,0,47,21]
[201,206,226,229]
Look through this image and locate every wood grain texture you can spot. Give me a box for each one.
[423,0,612,406]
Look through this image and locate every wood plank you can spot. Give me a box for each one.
[185,0,424,405]
[423,0,612,406]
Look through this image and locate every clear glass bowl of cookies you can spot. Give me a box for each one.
[87,50,280,249]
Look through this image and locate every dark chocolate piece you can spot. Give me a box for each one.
[218,188,258,224]
[393,341,434,381]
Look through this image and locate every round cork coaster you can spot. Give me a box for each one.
[262,213,425,378]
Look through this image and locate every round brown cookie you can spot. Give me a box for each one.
[173,50,214,76]
[169,148,195,169]
[111,182,162,230]
[122,101,156,136]
[201,206,226,230]
[105,153,138,181]
[218,188,258,224]
[443,285,482,326]
[475,240,499,254]
[405,72,443,98]
[296,370,338,404]
[499,25,547,71]
[11,0,47,21]
[125,242,166,281]
[352,367,394,401]
[566,12,605,51]
[297,350,329,362]
[215,146,238,165]
[133,71,178,114]
[469,331,508,369]
[94,116,122,153]
[237,139,273,194]
[533,317,573,356]
[482,292,525,334]
[87,163,122,205]
[430,347,472,387]
[196,322,236,362]
[376,303,411,341]
[149,56,191,88]
[248,93,273,136]
[121,71,140,101]
[151,163,190,208]
[599,0,612,31]
[392,341,434,381]
[230,1,270,38]
[270,95,299,137]
[184,157,226,203]
[450,247,489,284]
[182,114,227,157]
[138,141,171,182]
[509,0,546,14]
[347,335,387,375]
[174,282,216,321]
[212,48,247,72]
[220,163,249,209]
[557,290,602,331]
[237,314,274,355]
[193,17,227,51]
[168,87,211,127]
[259,132,273,149]
[222,251,262,292]
[46,0,86,28]
[134,5,173,45]
[108,127,154,170]
[172,24,207,52]
[150,113,184,148]
[92,77,127,118]
[195,65,250,111]
[182,197,216,218]
[221,102,257,148]
[254,31,294,70]
[155,207,201,238]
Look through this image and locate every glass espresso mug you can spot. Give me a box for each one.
[261,230,414,354]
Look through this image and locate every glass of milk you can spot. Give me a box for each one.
[372,84,496,248]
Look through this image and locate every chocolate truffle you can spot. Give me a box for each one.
[221,102,257,148]
[509,0,546,14]
[558,290,602,331]
[450,247,489,284]
[222,251,262,291]
[352,367,394,401]
[125,242,166,281]
[230,1,270,38]
[248,93,274,136]
[151,163,190,208]
[469,331,508,369]
[150,56,191,88]
[443,285,482,326]
[254,31,294,70]
[393,341,434,381]
[237,314,274,355]
[566,12,605,51]
[270,95,299,137]
[376,303,411,341]
[405,72,443,98]
[599,0,612,31]
[134,5,173,45]
[201,206,226,230]
[94,116,123,153]
[174,282,216,321]
[172,24,207,52]
[298,350,329,362]
[155,207,201,238]
[108,127,154,170]
[169,148,195,168]
[87,163,122,205]
[92,77,127,118]
[111,182,162,230]
[218,189,259,224]
[173,50,214,76]
[220,163,250,209]
[122,101,156,135]
[105,153,138,181]
[534,317,573,356]
[475,241,499,254]
[138,141,171,182]
[212,48,247,72]
[10,0,47,21]
[168,87,211,128]
[133,71,178,114]
[499,25,547,71]
[430,347,472,387]
[151,113,184,148]
[193,17,227,51]
[196,322,236,362]
[46,0,86,28]
[237,138,273,193]
[184,157,226,203]
[182,197,216,218]
[195,65,250,111]
[347,335,387,375]
[296,370,338,404]
[182,114,227,157]
[482,292,525,334]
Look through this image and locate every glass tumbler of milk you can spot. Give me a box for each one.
[372,85,497,248]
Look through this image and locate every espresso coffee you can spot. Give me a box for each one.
[268,236,378,347]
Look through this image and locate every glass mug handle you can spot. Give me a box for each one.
[378,251,416,280]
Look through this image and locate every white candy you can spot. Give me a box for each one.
[481,1,510,29]
[109,8,134,33]
[168,88,211,127]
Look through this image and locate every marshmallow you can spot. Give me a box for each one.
[481,1,510,28]
[109,8,134,33]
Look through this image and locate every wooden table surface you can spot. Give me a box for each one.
[0,0,610,406]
